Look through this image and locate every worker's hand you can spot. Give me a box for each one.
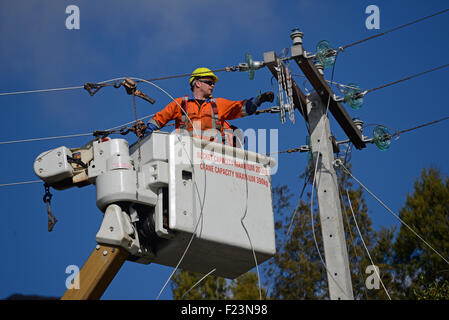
[258,91,274,104]
[146,120,159,132]
[244,91,275,116]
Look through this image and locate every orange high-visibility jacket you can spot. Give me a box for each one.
[151,96,247,134]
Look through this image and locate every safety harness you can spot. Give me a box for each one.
[179,95,227,143]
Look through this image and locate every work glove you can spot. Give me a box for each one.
[256,91,275,105]
[244,91,275,115]
[146,118,160,132]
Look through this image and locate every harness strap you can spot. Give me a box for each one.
[179,95,189,130]
[179,96,226,143]
[209,98,222,132]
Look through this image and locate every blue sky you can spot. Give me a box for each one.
[0,0,448,300]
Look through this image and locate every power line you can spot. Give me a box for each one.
[0,86,84,96]
[340,8,449,51]
[395,115,449,136]
[338,187,368,300]
[139,67,234,83]
[0,114,155,146]
[364,115,449,145]
[0,68,237,97]
[0,103,274,146]
[0,77,126,97]
[344,188,392,300]
[365,63,449,94]
[337,161,449,266]
[294,62,449,99]
[270,115,449,154]
[85,68,236,94]
[0,180,41,187]
[180,268,217,299]
[0,133,93,145]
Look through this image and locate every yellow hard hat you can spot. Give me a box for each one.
[189,67,219,85]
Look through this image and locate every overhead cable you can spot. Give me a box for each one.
[0,68,237,97]
[0,86,84,96]
[394,115,449,136]
[0,180,41,187]
[0,133,93,145]
[0,114,155,146]
[344,189,392,300]
[340,8,449,51]
[307,54,353,298]
[180,268,217,299]
[270,115,449,154]
[295,62,449,100]
[364,63,449,94]
[338,187,368,300]
[337,161,449,266]
[0,77,126,97]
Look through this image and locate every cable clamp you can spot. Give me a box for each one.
[93,130,113,139]
[238,62,250,72]
[119,120,147,139]
[225,66,238,72]
[333,158,343,168]
[117,78,156,104]
[84,83,106,96]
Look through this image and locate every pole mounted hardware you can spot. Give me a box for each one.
[315,40,338,69]
[372,125,393,151]
[341,84,365,110]
[263,51,309,121]
[238,53,265,80]
[264,28,356,300]
[288,30,366,149]
[84,82,107,96]
[84,78,156,105]
[115,78,156,104]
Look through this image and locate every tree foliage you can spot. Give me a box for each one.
[171,270,228,300]
[170,166,449,300]
[265,166,396,299]
[393,167,449,298]
[171,270,263,300]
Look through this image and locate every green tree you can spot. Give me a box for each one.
[414,276,449,300]
[264,183,327,299]
[230,272,267,300]
[171,270,264,300]
[265,166,397,299]
[339,169,396,299]
[392,167,449,299]
[170,270,228,300]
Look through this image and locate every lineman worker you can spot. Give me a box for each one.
[146,67,274,146]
